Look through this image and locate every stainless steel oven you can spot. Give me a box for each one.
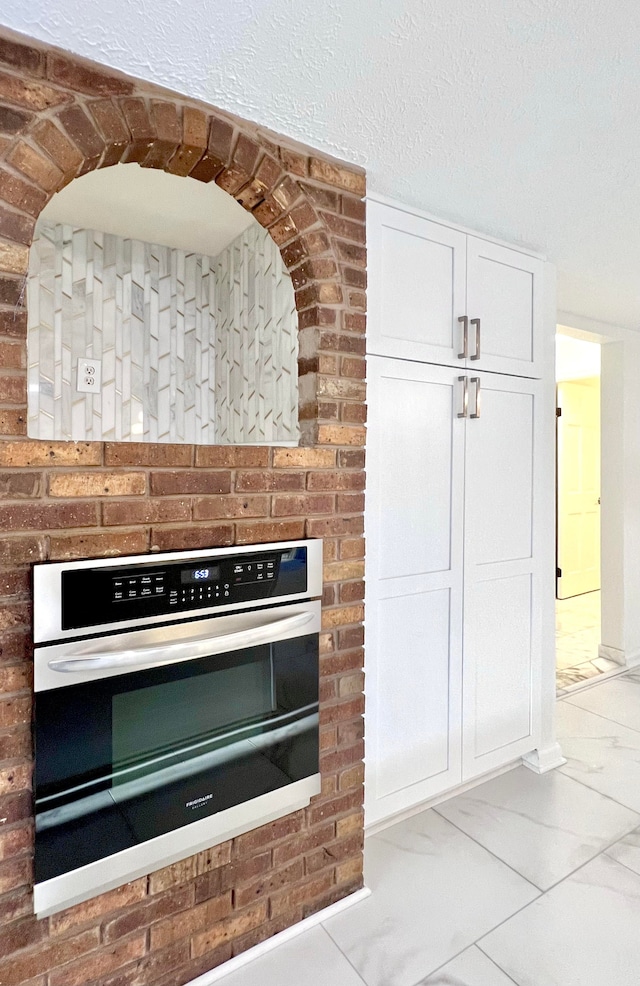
[32,539,322,918]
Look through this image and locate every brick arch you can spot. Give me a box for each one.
[1,76,367,445]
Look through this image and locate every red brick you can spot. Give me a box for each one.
[234,859,303,909]
[219,851,271,894]
[166,107,208,177]
[88,98,131,167]
[103,885,193,942]
[49,931,147,986]
[104,442,192,467]
[272,821,336,868]
[233,813,303,856]
[0,535,45,566]
[0,408,27,435]
[193,495,268,520]
[309,158,365,196]
[0,856,32,898]
[271,493,334,516]
[0,502,98,531]
[337,492,365,513]
[0,569,30,595]
[339,448,365,469]
[150,893,232,949]
[0,310,27,336]
[0,205,34,248]
[235,471,304,493]
[0,728,31,761]
[47,54,134,96]
[0,440,102,466]
[307,470,365,491]
[0,38,44,76]
[150,525,234,552]
[306,789,363,827]
[195,446,269,468]
[0,104,32,135]
[0,600,31,631]
[143,100,181,169]
[49,471,145,497]
[307,516,363,538]
[49,879,148,936]
[319,695,365,727]
[0,278,25,310]
[56,105,106,170]
[0,170,41,224]
[190,117,234,183]
[150,471,231,495]
[190,901,268,959]
[272,447,335,468]
[0,470,41,497]
[102,498,190,525]
[236,520,305,544]
[269,871,334,919]
[49,530,148,560]
[31,118,83,175]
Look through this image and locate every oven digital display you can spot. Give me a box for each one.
[180,565,221,584]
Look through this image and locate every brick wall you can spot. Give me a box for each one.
[0,30,366,986]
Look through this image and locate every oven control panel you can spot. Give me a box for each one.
[60,547,307,631]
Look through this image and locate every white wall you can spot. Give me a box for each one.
[5,7,640,327]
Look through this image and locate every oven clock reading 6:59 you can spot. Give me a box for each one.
[181,565,220,584]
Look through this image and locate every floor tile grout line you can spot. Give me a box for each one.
[562,697,640,735]
[555,766,640,816]
[318,923,370,986]
[435,776,640,897]
[474,942,524,986]
[431,807,547,894]
[600,847,640,882]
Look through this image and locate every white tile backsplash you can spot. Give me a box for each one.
[28,220,299,445]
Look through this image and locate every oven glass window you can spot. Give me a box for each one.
[34,634,318,884]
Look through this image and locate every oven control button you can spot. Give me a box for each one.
[141,587,152,596]
[140,576,152,585]
[154,586,164,594]
[113,591,124,600]
[224,590,230,597]
[267,572,275,579]
[257,573,264,580]
[256,563,264,571]
[128,589,137,598]
[267,561,275,569]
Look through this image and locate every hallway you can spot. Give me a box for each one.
[217,668,640,985]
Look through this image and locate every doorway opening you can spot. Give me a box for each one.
[555,331,617,692]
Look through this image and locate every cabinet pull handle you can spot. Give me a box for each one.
[458,316,468,359]
[470,377,481,418]
[470,318,481,360]
[457,376,468,418]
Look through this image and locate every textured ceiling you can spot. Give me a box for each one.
[5,1,640,328]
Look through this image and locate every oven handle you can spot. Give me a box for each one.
[47,611,315,673]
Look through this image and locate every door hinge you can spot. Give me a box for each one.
[556,407,562,417]
[556,567,562,578]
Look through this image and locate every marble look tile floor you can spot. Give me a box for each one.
[216,668,640,986]
[555,590,620,695]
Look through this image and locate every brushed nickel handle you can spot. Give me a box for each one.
[458,316,468,359]
[470,377,481,418]
[457,376,468,418]
[470,318,481,360]
[48,611,315,673]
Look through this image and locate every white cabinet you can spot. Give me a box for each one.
[367,199,543,379]
[365,356,543,825]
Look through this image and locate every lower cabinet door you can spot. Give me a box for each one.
[462,372,542,779]
[364,356,464,826]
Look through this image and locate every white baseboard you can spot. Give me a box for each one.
[186,886,371,985]
[598,644,626,666]
[522,743,567,773]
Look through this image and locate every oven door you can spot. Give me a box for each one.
[33,600,320,912]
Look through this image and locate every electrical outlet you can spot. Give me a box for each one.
[76,358,102,394]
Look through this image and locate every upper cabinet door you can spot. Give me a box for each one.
[466,237,543,378]
[367,200,467,366]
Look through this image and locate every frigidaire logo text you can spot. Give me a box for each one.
[185,793,214,809]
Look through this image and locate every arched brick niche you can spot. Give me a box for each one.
[0,31,366,986]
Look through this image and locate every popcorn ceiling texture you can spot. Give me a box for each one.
[3,1,640,327]
[0,31,366,986]
[27,219,299,444]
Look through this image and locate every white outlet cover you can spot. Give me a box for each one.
[76,358,102,394]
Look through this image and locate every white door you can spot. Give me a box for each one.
[364,356,464,826]
[462,372,541,780]
[557,377,601,599]
[466,237,543,378]
[366,200,467,367]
